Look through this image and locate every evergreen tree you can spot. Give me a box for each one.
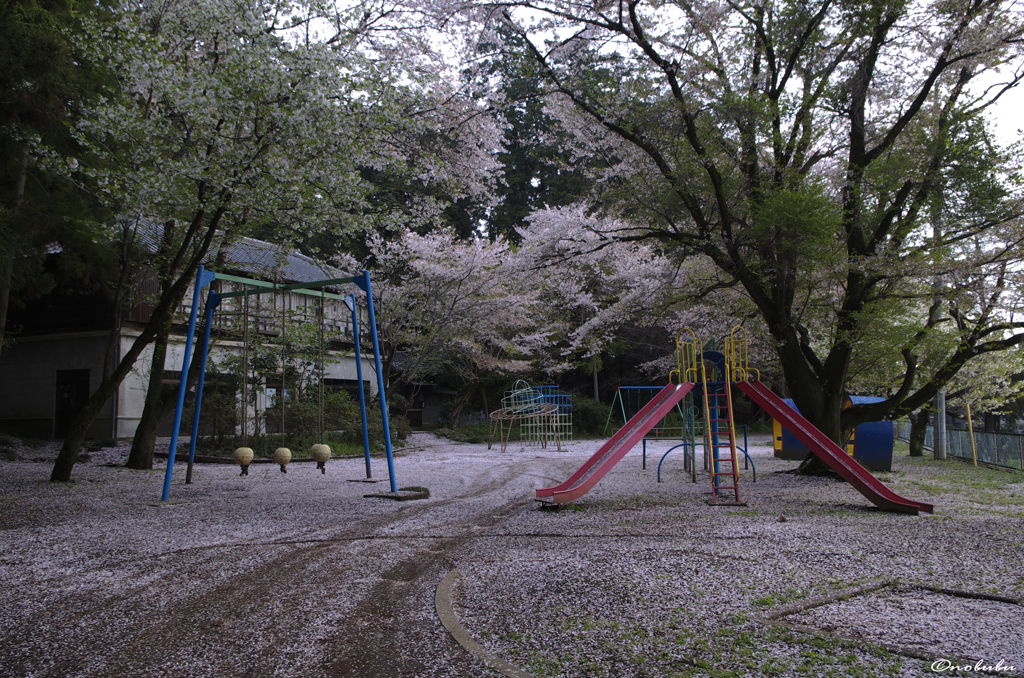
[0,0,112,357]
[478,28,593,244]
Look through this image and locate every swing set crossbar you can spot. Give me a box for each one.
[161,266,397,500]
[213,273,354,301]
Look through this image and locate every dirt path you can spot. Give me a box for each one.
[0,440,576,678]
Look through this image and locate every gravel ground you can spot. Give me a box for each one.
[0,432,1021,678]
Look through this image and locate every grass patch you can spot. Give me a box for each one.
[504,607,913,678]
[435,425,493,444]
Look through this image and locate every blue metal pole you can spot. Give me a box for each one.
[356,271,397,492]
[658,443,688,483]
[162,265,216,501]
[743,424,748,470]
[348,293,372,479]
[185,290,220,484]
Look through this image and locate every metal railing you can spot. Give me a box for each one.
[896,421,1024,470]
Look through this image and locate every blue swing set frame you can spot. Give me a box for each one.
[160,265,396,500]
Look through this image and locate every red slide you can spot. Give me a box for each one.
[738,381,933,515]
[537,382,694,504]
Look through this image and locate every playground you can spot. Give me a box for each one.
[1,430,1022,678]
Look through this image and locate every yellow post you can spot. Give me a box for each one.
[966,402,978,467]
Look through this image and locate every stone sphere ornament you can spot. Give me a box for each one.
[274,447,292,473]
[233,447,254,476]
[310,444,331,474]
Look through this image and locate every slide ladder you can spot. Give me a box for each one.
[675,328,743,504]
[703,381,741,504]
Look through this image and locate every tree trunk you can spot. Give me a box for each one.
[478,382,489,415]
[125,324,172,469]
[51,201,227,482]
[984,412,999,434]
[0,147,30,360]
[447,383,477,429]
[126,224,237,468]
[102,222,139,381]
[0,250,14,358]
[51,314,167,480]
[790,384,847,476]
[908,408,929,457]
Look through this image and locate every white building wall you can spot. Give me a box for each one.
[114,330,380,438]
[2,290,383,441]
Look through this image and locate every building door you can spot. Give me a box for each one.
[55,369,91,438]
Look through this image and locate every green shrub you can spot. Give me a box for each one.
[193,389,408,457]
[746,419,774,434]
[573,395,611,437]
[436,424,491,444]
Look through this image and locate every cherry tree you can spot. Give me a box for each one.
[414,0,1024,449]
[512,205,678,377]
[367,228,539,421]
[48,0,437,480]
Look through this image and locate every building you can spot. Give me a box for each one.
[0,229,378,440]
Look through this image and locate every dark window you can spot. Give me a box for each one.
[55,369,91,437]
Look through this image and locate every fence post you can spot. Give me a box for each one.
[966,403,978,467]
[934,391,947,460]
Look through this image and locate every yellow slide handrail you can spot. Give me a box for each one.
[672,328,706,386]
[724,326,759,384]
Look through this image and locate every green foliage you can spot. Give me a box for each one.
[0,0,114,355]
[435,425,493,444]
[572,394,610,437]
[749,183,842,271]
[193,389,409,457]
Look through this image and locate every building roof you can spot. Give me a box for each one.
[129,218,348,285]
[221,237,343,284]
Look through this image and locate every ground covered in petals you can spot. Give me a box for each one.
[0,432,1021,677]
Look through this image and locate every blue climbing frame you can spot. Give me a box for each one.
[160,266,397,500]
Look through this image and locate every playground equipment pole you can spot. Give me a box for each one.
[966,402,978,467]
[162,265,215,501]
[347,293,372,479]
[161,269,398,498]
[185,289,220,484]
[356,271,397,493]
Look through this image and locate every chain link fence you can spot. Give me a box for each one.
[896,421,1024,470]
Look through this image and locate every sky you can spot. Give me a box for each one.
[975,68,1024,147]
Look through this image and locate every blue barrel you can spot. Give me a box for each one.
[773,399,811,460]
[844,396,894,472]
[773,396,893,471]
